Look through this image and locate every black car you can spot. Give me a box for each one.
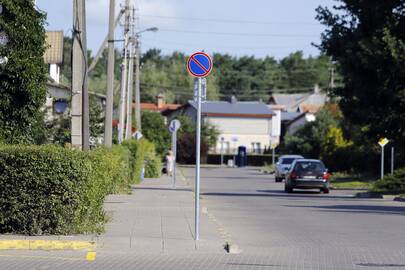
[284,159,330,193]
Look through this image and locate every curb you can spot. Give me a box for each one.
[0,240,96,251]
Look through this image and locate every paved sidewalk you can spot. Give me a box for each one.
[98,172,225,254]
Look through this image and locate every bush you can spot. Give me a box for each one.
[142,141,161,178]
[371,168,405,194]
[0,144,131,235]
[123,139,161,182]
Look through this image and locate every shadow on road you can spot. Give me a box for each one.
[132,187,192,192]
[282,204,405,215]
[201,190,358,201]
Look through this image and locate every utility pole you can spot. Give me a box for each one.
[125,41,135,139]
[125,6,135,140]
[118,0,130,144]
[330,67,335,90]
[134,38,141,132]
[81,1,90,151]
[104,0,116,147]
[71,0,87,150]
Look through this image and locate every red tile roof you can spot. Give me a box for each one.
[132,103,182,112]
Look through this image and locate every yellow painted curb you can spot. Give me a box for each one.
[0,240,96,251]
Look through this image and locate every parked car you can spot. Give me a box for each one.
[275,155,304,182]
[284,159,330,193]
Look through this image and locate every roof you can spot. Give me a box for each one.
[281,112,304,122]
[133,103,182,112]
[188,100,273,118]
[271,91,328,113]
[44,31,64,64]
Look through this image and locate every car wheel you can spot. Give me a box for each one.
[275,177,281,182]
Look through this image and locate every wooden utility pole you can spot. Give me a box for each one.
[104,0,116,147]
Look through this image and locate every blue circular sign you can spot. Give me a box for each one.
[187,52,212,77]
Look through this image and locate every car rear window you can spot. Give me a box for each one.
[294,161,325,172]
[281,158,296,164]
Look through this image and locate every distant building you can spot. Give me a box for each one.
[269,85,328,113]
[44,31,64,84]
[131,94,182,124]
[269,85,328,136]
[169,96,276,154]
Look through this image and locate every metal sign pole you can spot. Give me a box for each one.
[391,147,394,175]
[381,146,384,180]
[195,77,202,241]
[172,131,177,188]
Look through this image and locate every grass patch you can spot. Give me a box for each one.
[261,163,275,174]
[330,172,377,190]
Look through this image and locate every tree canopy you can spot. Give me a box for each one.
[61,42,336,105]
[0,0,47,144]
[317,0,405,150]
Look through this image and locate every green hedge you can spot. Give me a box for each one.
[0,144,131,235]
[123,139,161,183]
[0,139,161,235]
[371,167,405,194]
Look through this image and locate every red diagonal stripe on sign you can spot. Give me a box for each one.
[191,55,209,73]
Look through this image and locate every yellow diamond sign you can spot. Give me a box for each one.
[378,138,389,147]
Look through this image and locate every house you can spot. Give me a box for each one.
[170,96,276,154]
[44,31,64,84]
[131,94,182,123]
[269,85,328,136]
[269,85,328,113]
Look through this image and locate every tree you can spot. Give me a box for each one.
[283,109,338,158]
[316,1,405,154]
[175,115,219,163]
[141,111,171,156]
[0,0,47,144]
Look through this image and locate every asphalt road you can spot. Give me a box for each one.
[1,167,405,270]
[182,167,405,268]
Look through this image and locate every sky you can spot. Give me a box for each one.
[36,0,336,59]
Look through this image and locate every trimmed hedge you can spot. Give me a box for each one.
[371,167,405,194]
[0,139,161,235]
[0,145,131,235]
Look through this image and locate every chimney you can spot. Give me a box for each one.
[313,84,321,94]
[156,93,165,109]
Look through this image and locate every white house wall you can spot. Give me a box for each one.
[206,116,272,153]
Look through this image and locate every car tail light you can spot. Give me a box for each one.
[323,172,330,181]
[290,171,298,180]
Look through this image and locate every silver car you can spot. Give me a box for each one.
[275,155,304,182]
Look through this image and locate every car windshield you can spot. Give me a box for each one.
[294,161,325,173]
[281,158,296,165]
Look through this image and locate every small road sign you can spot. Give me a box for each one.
[378,138,389,147]
[169,119,181,133]
[187,52,212,77]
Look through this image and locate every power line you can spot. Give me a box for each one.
[158,28,319,38]
[141,41,313,52]
[139,14,319,26]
